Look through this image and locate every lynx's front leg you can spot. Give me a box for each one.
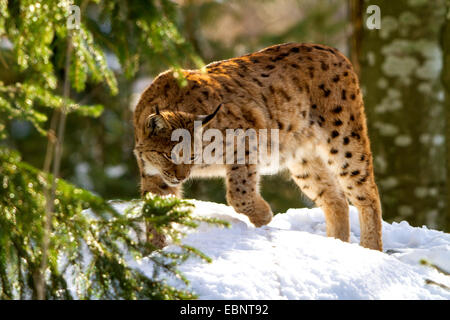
[139,174,181,249]
[226,164,272,227]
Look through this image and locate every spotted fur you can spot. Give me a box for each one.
[134,43,383,251]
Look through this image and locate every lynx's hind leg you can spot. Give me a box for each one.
[288,156,350,243]
[323,126,383,251]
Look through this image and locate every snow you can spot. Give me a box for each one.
[126,200,450,300]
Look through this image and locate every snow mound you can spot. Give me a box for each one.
[130,200,450,300]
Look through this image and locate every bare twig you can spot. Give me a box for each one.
[38,0,89,299]
[420,259,450,291]
[38,32,73,301]
[420,259,450,276]
[425,279,450,291]
[0,50,8,69]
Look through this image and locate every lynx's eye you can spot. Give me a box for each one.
[163,153,172,161]
[191,153,199,161]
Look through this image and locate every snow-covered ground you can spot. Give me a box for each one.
[129,200,450,300]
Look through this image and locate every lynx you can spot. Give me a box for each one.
[133,43,383,251]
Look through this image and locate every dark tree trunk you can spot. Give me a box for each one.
[357,0,448,230]
[441,0,450,231]
[349,0,363,76]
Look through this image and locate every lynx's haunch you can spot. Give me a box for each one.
[134,43,383,251]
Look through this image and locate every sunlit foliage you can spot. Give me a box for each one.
[0,0,206,299]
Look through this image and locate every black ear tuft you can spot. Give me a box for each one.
[198,103,223,127]
[146,113,167,136]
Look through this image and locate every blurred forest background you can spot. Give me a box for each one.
[2,0,450,232]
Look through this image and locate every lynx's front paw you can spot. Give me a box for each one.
[248,197,273,227]
[147,224,167,249]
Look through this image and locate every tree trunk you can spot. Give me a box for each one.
[441,0,450,231]
[349,0,363,77]
[357,0,448,230]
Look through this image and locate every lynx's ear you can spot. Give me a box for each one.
[195,103,223,127]
[146,107,168,136]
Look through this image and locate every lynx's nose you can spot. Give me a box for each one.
[175,167,189,182]
[174,175,186,183]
